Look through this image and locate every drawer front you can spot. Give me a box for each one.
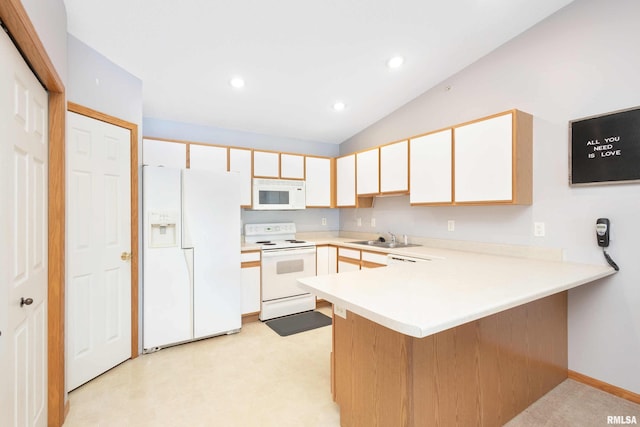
[241,251,261,263]
[361,251,388,266]
[338,247,361,260]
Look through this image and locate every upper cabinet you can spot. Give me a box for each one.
[356,148,379,195]
[229,147,253,207]
[410,129,452,205]
[189,144,227,172]
[143,138,187,168]
[305,156,332,207]
[280,153,305,180]
[380,140,408,194]
[453,110,532,205]
[336,154,356,207]
[253,150,279,178]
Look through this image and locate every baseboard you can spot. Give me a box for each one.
[569,370,640,404]
[241,312,260,324]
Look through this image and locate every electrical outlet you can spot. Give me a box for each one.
[448,220,455,232]
[334,305,347,319]
[357,218,362,227]
[321,217,327,226]
[371,218,376,227]
[534,222,545,237]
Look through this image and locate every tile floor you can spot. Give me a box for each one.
[64,307,640,426]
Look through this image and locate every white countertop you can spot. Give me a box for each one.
[297,247,615,338]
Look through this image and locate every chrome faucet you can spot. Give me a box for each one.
[389,232,397,244]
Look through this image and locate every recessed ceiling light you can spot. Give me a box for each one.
[387,56,404,69]
[333,101,346,112]
[230,77,245,88]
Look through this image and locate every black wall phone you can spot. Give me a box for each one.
[596,218,619,271]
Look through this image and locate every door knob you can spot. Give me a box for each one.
[121,252,132,261]
[20,297,33,307]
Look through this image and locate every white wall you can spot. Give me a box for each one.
[339,0,640,393]
[20,0,68,84]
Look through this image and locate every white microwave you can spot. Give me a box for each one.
[252,178,306,210]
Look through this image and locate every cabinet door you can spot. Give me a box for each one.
[189,144,227,172]
[356,148,379,195]
[316,246,329,276]
[143,138,187,168]
[336,154,356,207]
[253,150,279,178]
[380,140,408,193]
[280,153,305,179]
[409,129,453,204]
[240,251,261,314]
[229,148,252,207]
[305,156,332,207]
[338,260,361,273]
[454,112,513,203]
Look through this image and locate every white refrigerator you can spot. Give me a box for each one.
[143,165,241,350]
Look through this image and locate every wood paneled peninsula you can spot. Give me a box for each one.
[297,249,615,427]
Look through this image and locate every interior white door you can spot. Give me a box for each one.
[0,29,49,427]
[66,111,132,391]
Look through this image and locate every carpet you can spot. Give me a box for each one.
[265,311,332,337]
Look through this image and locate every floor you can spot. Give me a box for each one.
[64,307,640,427]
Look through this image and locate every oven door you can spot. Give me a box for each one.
[261,247,316,301]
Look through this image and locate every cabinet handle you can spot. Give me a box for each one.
[20,297,34,307]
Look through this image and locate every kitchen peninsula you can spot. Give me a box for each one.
[298,248,615,426]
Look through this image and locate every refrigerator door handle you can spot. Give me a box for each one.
[183,248,195,337]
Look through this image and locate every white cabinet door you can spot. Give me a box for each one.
[229,148,253,207]
[305,156,332,207]
[336,154,356,207]
[189,144,227,172]
[143,138,187,168]
[253,150,279,178]
[338,260,360,273]
[380,140,408,193]
[316,246,329,276]
[280,153,305,179]
[356,148,379,195]
[410,129,453,204]
[454,113,513,203]
[240,265,261,314]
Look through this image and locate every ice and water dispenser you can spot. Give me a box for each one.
[148,212,178,247]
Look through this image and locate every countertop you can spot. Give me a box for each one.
[295,242,615,338]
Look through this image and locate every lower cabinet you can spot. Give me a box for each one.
[337,247,361,273]
[240,250,261,315]
[316,245,338,275]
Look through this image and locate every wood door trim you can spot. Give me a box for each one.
[67,102,139,360]
[0,2,66,426]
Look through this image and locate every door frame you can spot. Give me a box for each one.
[66,102,139,358]
[0,3,136,426]
[0,1,66,425]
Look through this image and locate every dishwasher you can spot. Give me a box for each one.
[386,254,431,264]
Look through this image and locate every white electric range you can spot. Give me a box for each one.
[244,223,317,320]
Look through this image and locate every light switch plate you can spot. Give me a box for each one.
[534,222,545,237]
[448,220,455,232]
[371,218,376,227]
[357,218,362,227]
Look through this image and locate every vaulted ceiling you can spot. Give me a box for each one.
[64,0,574,144]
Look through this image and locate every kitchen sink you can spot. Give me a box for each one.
[349,240,421,249]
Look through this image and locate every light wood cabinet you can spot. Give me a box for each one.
[380,140,408,194]
[240,251,261,315]
[253,150,279,178]
[189,144,227,172]
[356,148,379,195]
[305,156,332,207]
[453,110,532,205]
[280,153,305,179]
[143,138,187,168]
[229,148,253,207]
[409,129,453,205]
[336,154,356,207]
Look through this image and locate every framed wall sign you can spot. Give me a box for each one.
[569,106,640,186]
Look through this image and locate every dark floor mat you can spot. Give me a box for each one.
[265,311,332,337]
